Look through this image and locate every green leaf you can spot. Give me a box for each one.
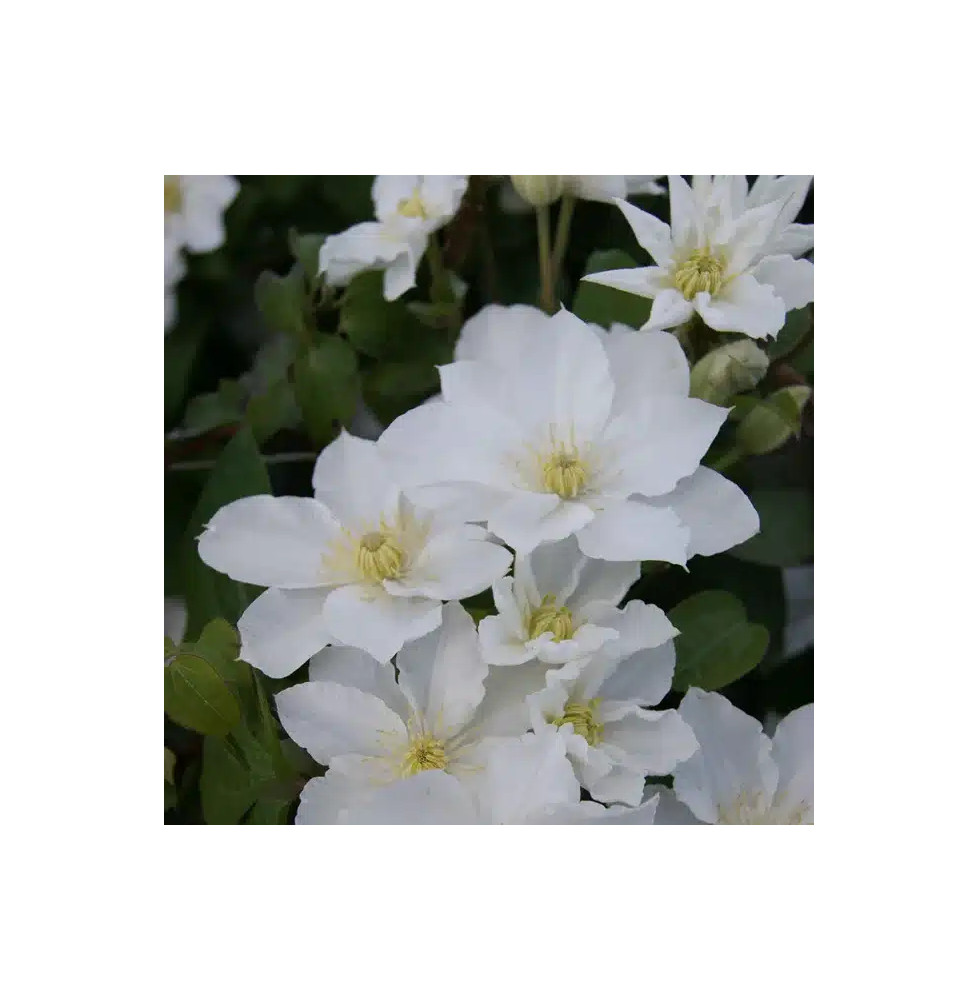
[164,648,241,735]
[289,230,326,281]
[670,591,770,693]
[245,377,300,444]
[340,271,429,360]
[245,797,294,824]
[768,306,812,360]
[573,250,653,329]
[199,721,287,825]
[183,378,247,434]
[165,324,203,427]
[730,489,814,567]
[255,265,307,339]
[164,747,177,784]
[293,336,360,446]
[180,429,271,638]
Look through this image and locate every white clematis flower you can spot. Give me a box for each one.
[672,688,813,824]
[583,174,814,339]
[527,602,697,806]
[478,535,640,667]
[319,175,467,301]
[383,304,758,561]
[276,604,544,824]
[503,175,665,211]
[196,432,511,675]
[164,174,239,256]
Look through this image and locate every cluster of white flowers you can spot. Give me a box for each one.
[195,175,814,824]
[164,175,239,330]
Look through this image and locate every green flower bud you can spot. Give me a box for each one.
[511,175,565,207]
[736,386,812,456]
[690,339,770,404]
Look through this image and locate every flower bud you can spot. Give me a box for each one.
[511,175,565,207]
[736,386,812,456]
[690,339,770,405]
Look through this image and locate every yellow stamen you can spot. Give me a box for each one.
[673,248,725,300]
[542,449,588,499]
[397,191,428,219]
[527,596,575,641]
[164,175,183,216]
[356,531,404,583]
[550,700,603,745]
[401,735,447,776]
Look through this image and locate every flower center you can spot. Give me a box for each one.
[674,249,725,300]
[542,449,588,499]
[401,735,447,776]
[527,597,575,641]
[550,700,603,745]
[164,175,183,216]
[356,531,404,583]
[397,191,428,219]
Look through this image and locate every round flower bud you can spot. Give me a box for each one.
[736,386,812,456]
[690,339,770,405]
[511,175,565,207]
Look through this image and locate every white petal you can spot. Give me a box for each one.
[568,175,627,203]
[478,613,535,666]
[644,465,759,557]
[238,587,334,679]
[576,499,690,565]
[584,766,647,807]
[312,431,401,528]
[581,266,665,300]
[673,688,779,823]
[644,287,696,330]
[644,786,702,824]
[322,584,442,663]
[320,221,403,280]
[295,771,363,825]
[591,637,676,708]
[525,536,586,605]
[771,704,814,822]
[613,197,675,265]
[565,554,640,610]
[454,303,546,364]
[667,175,698,250]
[601,395,727,499]
[601,706,698,780]
[391,526,512,600]
[394,602,489,733]
[341,770,479,824]
[590,599,678,659]
[371,175,421,218]
[383,245,421,300]
[197,495,347,588]
[471,732,581,823]
[464,660,550,741]
[488,492,594,553]
[418,175,468,222]
[694,273,786,339]
[752,254,814,311]
[275,680,407,765]
[308,646,409,720]
[600,325,690,414]
[533,622,619,664]
[770,223,814,258]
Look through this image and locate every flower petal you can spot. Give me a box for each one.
[340,770,479,824]
[613,197,675,265]
[237,587,334,678]
[771,703,814,822]
[454,303,547,365]
[673,688,779,823]
[322,584,442,663]
[643,287,696,330]
[295,771,363,825]
[197,495,347,588]
[576,499,690,565]
[601,706,698,781]
[600,325,690,413]
[308,646,409,720]
[390,525,512,600]
[488,492,594,553]
[478,612,535,666]
[644,465,759,557]
[581,266,666,300]
[752,254,814,311]
[275,680,407,765]
[312,431,401,528]
[694,273,786,339]
[395,601,489,733]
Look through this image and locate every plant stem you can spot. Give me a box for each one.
[549,193,577,291]
[536,205,554,312]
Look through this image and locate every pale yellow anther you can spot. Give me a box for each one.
[674,249,725,300]
[164,175,183,216]
[542,450,588,499]
[401,735,447,776]
[356,531,404,583]
[397,191,428,219]
[527,597,575,641]
[550,700,603,746]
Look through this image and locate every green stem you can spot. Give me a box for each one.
[536,205,554,312]
[709,444,745,473]
[549,194,577,291]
